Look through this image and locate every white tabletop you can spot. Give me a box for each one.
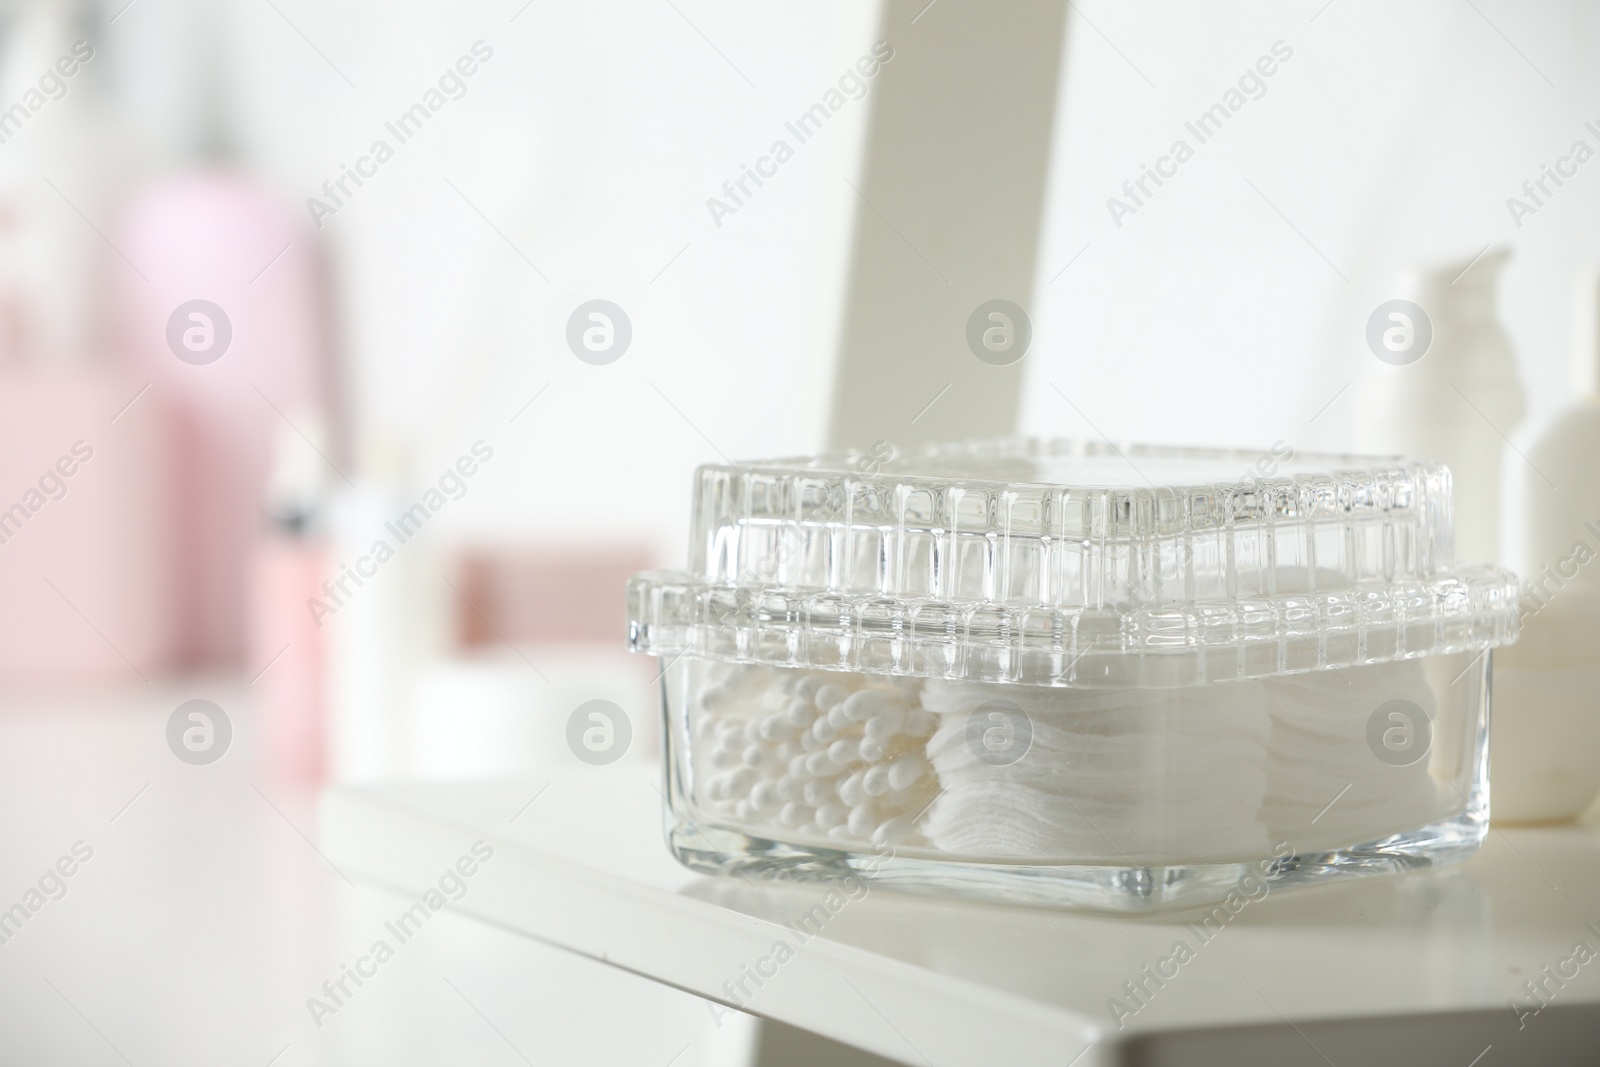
[0,683,729,1067]
[322,770,1600,1067]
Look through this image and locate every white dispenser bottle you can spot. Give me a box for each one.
[1352,248,1525,566]
[1491,270,1600,823]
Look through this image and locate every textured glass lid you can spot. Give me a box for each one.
[754,439,1373,489]
[687,439,1458,608]
[629,439,1516,687]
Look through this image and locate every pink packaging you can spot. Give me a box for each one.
[112,171,333,669]
[249,532,328,781]
[0,368,177,683]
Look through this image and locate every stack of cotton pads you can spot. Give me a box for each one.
[1259,659,1445,850]
[920,678,1274,863]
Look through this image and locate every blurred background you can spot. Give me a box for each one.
[6,0,1597,772]
[1,0,1598,1061]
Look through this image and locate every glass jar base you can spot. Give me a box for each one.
[664,789,1488,914]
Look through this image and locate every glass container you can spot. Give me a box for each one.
[627,440,1519,911]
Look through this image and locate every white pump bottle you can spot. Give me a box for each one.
[1492,270,1600,823]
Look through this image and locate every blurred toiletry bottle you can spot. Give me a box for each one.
[114,173,332,670]
[1491,269,1600,824]
[0,281,181,685]
[111,0,332,670]
[250,414,331,783]
[0,0,178,685]
[1352,248,1524,566]
[323,438,448,783]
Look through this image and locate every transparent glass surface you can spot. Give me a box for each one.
[659,653,1491,912]
[629,440,1521,689]
[687,440,1460,604]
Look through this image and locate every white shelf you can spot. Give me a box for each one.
[321,770,1600,1066]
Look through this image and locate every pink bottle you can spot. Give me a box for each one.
[0,353,178,685]
[249,414,333,782]
[250,526,329,781]
[112,171,335,670]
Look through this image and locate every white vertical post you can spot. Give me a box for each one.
[827,0,1069,451]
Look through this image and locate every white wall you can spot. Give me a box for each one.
[215,0,880,568]
[106,0,1600,569]
[1024,0,1600,455]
